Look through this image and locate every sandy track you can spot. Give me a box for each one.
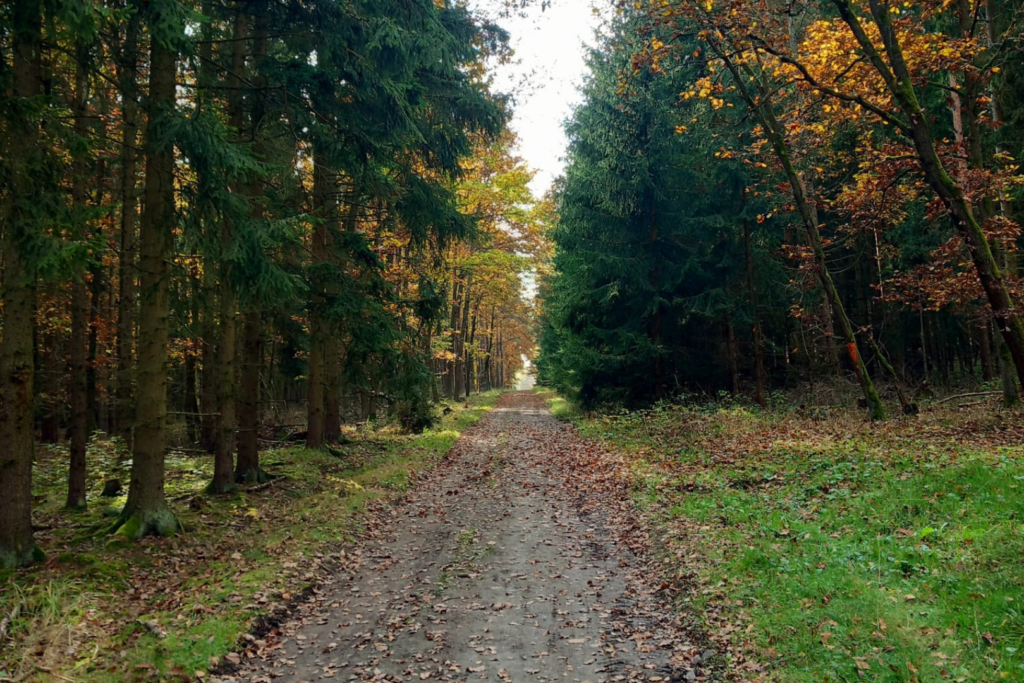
[229,392,712,683]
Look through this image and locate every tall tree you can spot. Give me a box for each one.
[114,10,141,447]
[110,0,184,537]
[0,0,45,567]
[67,39,92,510]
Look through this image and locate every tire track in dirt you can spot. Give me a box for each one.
[226,392,715,683]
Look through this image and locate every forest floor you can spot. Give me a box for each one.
[544,388,1024,683]
[224,390,711,683]
[0,392,502,683]
[5,389,1023,683]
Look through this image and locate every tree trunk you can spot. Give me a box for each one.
[236,7,268,482]
[306,152,332,449]
[184,348,200,442]
[647,189,665,399]
[455,274,472,400]
[494,330,504,389]
[977,319,995,381]
[726,314,740,396]
[324,338,341,443]
[0,0,43,568]
[211,276,237,492]
[446,275,462,398]
[211,5,249,493]
[466,308,478,396]
[428,323,440,403]
[111,27,181,539]
[368,375,379,421]
[744,220,767,407]
[199,267,217,452]
[67,48,90,511]
[115,13,141,448]
[87,256,103,433]
[196,2,218,454]
[87,130,107,432]
[236,309,264,481]
[997,334,1021,406]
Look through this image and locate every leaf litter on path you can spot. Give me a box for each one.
[222,392,717,683]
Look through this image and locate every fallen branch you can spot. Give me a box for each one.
[245,479,277,493]
[931,391,1002,405]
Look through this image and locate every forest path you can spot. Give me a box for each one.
[230,392,710,683]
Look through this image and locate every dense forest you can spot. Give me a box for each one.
[0,0,542,569]
[5,2,1024,681]
[538,0,1024,415]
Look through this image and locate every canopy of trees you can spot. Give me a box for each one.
[538,0,1024,414]
[0,0,544,568]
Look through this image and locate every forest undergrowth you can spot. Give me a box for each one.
[540,388,1024,682]
[0,393,501,683]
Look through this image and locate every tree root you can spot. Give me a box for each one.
[107,507,181,540]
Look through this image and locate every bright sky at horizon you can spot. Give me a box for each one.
[472,1,604,199]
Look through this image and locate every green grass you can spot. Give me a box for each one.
[564,398,1024,682]
[0,391,502,682]
[535,388,577,421]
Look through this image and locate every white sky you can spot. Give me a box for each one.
[472,1,604,198]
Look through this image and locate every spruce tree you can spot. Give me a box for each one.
[110,0,185,538]
[0,0,46,567]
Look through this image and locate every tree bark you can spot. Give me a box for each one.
[184,345,200,442]
[454,274,472,400]
[466,307,478,396]
[0,0,43,567]
[87,249,103,434]
[211,274,237,492]
[236,308,264,481]
[306,152,332,449]
[446,275,462,398]
[199,270,217,450]
[484,306,495,392]
[67,48,90,510]
[115,12,140,448]
[324,184,358,442]
[978,320,995,381]
[726,314,740,396]
[429,326,441,404]
[236,5,268,481]
[324,340,341,442]
[211,5,249,493]
[111,25,181,539]
[744,220,767,407]
[197,0,218,453]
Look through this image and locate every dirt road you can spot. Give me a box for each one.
[228,392,711,683]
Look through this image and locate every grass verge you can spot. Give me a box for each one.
[0,391,501,683]
[538,389,1024,682]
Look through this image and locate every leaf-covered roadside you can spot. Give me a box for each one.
[0,393,501,683]
[542,390,1024,682]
